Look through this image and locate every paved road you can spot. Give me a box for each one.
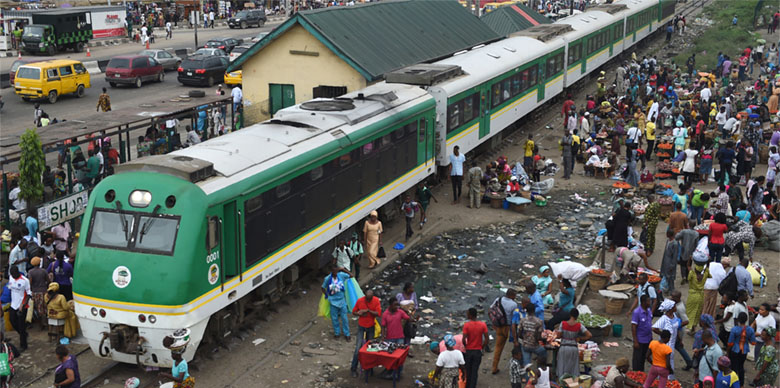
[0,21,280,140]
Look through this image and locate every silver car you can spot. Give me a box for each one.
[139,49,182,71]
[193,48,228,57]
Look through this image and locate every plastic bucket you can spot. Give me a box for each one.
[613,324,623,337]
[579,374,592,388]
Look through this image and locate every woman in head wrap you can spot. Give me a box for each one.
[686,257,710,330]
[45,282,68,343]
[159,337,195,388]
[651,300,680,375]
[431,334,465,388]
[531,266,554,306]
[362,211,383,268]
[753,327,778,386]
[603,357,641,388]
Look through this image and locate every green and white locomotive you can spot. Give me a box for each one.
[73,84,436,366]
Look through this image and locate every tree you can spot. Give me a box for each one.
[18,128,45,211]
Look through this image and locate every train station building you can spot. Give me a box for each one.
[228,0,501,124]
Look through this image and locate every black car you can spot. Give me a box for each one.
[204,38,243,54]
[177,55,229,87]
[228,9,266,29]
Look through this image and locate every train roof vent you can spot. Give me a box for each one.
[510,24,573,42]
[300,99,356,111]
[588,4,628,14]
[384,64,463,86]
[114,154,215,183]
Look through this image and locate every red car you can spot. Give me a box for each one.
[10,57,54,84]
[105,55,164,88]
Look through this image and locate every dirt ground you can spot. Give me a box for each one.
[16,6,780,388]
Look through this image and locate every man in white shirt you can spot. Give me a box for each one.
[700,87,711,104]
[723,116,739,138]
[9,239,28,277]
[625,126,642,153]
[51,222,70,255]
[715,107,728,137]
[580,112,590,133]
[231,85,243,112]
[140,25,148,43]
[448,145,466,204]
[165,21,172,39]
[8,266,31,350]
[209,10,215,28]
[8,183,25,211]
[647,100,659,123]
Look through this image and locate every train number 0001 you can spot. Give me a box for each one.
[206,252,220,264]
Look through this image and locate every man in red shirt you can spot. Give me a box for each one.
[462,307,489,388]
[562,94,575,118]
[350,290,381,377]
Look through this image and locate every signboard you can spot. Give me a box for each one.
[37,190,89,229]
[91,8,127,38]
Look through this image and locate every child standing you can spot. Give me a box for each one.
[509,346,525,388]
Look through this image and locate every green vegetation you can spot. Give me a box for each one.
[19,129,45,211]
[673,0,762,71]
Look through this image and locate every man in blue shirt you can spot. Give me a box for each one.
[631,295,654,371]
[526,282,545,320]
[734,257,754,298]
[448,146,465,204]
[321,265,353,340]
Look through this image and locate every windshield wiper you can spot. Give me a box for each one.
[138,205,161,244]
[115,201,132,241]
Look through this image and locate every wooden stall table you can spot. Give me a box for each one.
[358,342,409,387]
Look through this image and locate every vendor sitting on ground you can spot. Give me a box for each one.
[585,149,602,176]
[506,176,521,197]
[603,357,642,388]
[486,178,503,194]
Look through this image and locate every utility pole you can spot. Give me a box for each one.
[193,6,199,48]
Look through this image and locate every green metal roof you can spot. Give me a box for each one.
[480,3,552,37]
[228,0,501,80]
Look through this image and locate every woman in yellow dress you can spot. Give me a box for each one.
[362,210,383,268]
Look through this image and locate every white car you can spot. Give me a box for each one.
[229,45,251,62]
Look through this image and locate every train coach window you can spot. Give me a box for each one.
[245,194,263,213]
[463,98,474,123]
[310,165,324,181]
[276,182,291,198]
[448,102,461,131]
[418,118,427,143]
[528,65,538,87]
[491,83,501,108]
[207,217,219,250]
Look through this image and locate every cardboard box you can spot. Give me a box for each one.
[563,377,579,388]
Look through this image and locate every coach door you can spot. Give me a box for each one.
[221,201,242,287]
[479,88,490,139]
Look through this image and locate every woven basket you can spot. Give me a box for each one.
[605,298,625,315]
[588,272,609,291]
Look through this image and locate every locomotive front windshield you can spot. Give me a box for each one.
[86,209,180,255]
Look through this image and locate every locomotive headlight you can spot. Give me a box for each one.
[148,315,157,324]
[129,190,152,208]
[91,307,98,316]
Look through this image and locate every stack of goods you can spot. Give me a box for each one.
[578,341,600,363]
[541,329,560,348]
[656,143,673,160]
[600,369,682,388]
